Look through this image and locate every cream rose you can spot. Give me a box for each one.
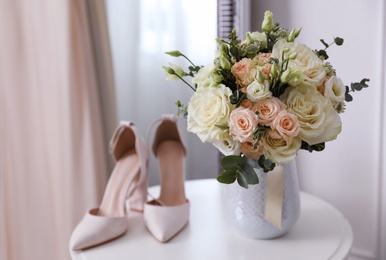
[246,80,272,102]
[281,86,342,145]
[187,84,235,142]
[323,76,346,108]
[271,110,300,142]
[212,129,241,156]
[228,107,259,143]
[263,131,302,164]
[254,97,286,126]
[231,58,256,87]
[241,139,265,161]
[272,39,326,88]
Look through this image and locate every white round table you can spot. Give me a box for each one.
[71,179,353,260]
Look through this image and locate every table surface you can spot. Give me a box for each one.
[71,179,353,260]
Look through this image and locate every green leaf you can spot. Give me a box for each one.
[269,57,279,64]
[334,37,344,46]
[345,93,353,102]
[257,155,276,172]
[317,49,329,60]
[237,173,248,189]
[229,46,240,60]
[215,124,229,130]
[240,163,259,185]
[217,170,237,184]
[351,82,363,91]
[320,39,329,48]
[301,141,325,152]
[253,125,270,146]
[221,155,246,170]
[218,68,237,91]
[360,78,370,87]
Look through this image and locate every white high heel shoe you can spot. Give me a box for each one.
[144,115,190,243]
[70,122,148,250]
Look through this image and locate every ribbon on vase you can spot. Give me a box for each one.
[264,164,284,229]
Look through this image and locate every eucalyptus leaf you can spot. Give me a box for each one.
[221,155,246,170]
[301,141,325,152]
[360,78,370,87]
[258,155,276,172]
[345,93,353,102]
[237,173,248,189]
[240,164,259,185]
[334,37,344,46]
[320,39,329,48]
[317,49,329,60]
[217,170,237,184]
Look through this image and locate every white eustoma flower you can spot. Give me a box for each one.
[323,76,346,108]
[163,63,187,80]
[246,80,272,102]
[192,64,216,88]
[212,129,241,156]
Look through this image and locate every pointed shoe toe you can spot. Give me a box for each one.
[144,201,190,243]
[70,209,128,251]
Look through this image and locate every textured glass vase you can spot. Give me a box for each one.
[220,159,300,239]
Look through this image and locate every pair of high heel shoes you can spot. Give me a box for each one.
[70,115,189,250]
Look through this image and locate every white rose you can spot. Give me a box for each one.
[212,129,241,156]
[246,80,272,102]
[272,39,326,88]
[263,131,302,164]
[187,84,235,142]
[323,76,346,108]
[281,86,342,145]
[192,63,216,88]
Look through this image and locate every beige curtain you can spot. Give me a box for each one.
[0,0,116,259]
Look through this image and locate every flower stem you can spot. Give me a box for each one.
[175,73,196,91]
[181,54,196,67]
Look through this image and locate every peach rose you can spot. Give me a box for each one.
[254,97,286,126]
[228,107,258,143]
[260,64,272,76]
[231,58,256,87]
[271,110,300,142]
[241,139,265,160]
[255,53,271,66]
[240,99,256,109]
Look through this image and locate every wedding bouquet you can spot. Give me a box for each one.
[163,11,368,188]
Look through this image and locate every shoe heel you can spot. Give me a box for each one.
[127,168,148,212]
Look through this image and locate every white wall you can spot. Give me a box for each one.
[251,1,386,259]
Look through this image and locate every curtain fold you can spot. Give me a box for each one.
[0,0,115,259]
